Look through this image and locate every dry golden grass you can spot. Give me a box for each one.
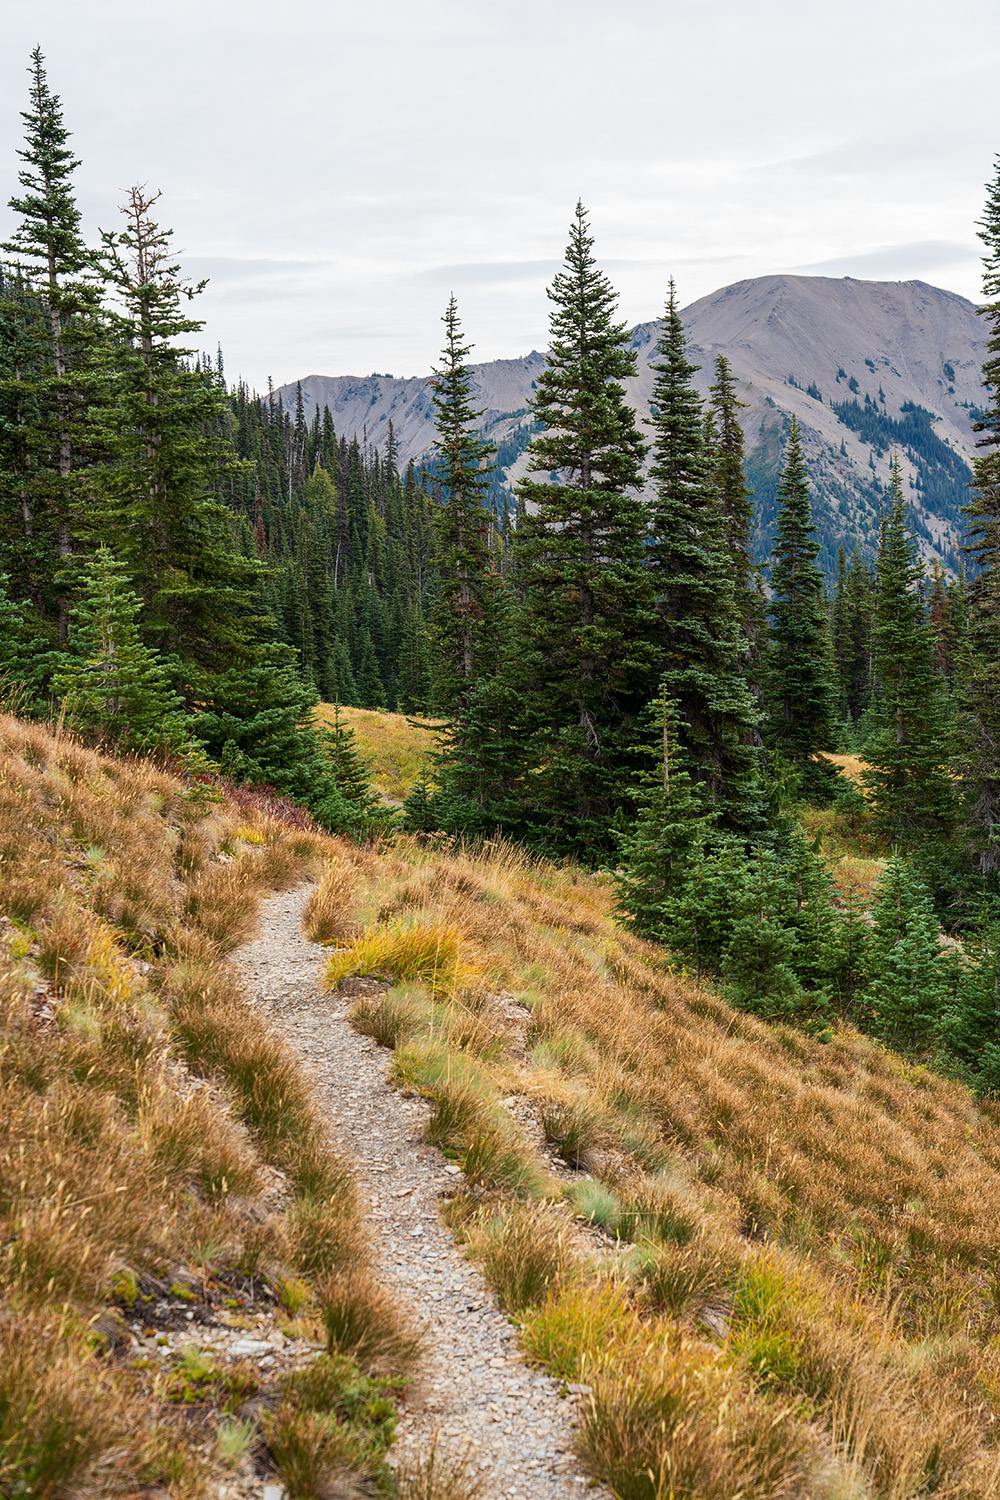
[314,702,441,800]
[827,751,869,787]
[322,831,1000,1498]
[0,713,417,1498]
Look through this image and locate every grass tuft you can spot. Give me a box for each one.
[465,1202,572,1314]
[304,856,359,945]
[318,1267,422,1376]
[325,919,475,995]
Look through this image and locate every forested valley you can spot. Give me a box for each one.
[4,49,1000,1090]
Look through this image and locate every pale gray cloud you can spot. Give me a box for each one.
[787,241,978,279]
[2,0,998,389]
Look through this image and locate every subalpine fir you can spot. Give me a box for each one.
[646,286,762,831]
[1,48,110,640]
[862,458,955,847]
[52,546,186,749]
[513,202,656,851]
[765,417,839,794]
[426,295,496,711]
[958,151,1000,874]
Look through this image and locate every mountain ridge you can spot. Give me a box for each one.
[275,274,986,573]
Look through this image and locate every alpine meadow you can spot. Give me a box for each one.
[10,39,1000,1500]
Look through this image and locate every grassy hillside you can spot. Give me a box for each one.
[0,715,421,1499]
[315,834,1000,1499]
[314,704,439,801]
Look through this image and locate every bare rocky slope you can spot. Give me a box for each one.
[276,274,986,573]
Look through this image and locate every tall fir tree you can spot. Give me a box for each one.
[831,544,874,726]
[646,285,762,830]
[958,151,1000,874]
[95,185,262,689]
[765,417,838,792]
[707,354,767,667]
[861,458,955,847]
[513,202,656,850]
[52,546,185,748]
[426,295,496,709]
[1,48,109,639]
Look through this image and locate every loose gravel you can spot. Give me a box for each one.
[234,886,610,1500]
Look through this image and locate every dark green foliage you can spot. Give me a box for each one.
[512,202,656,852]
[646,288,762,832]
[52,546,187,748]
[865,857,948,1048]
[765,418,839,792]
[831,545,874,725]
[426,296,496,709]
[861,460,956,846]
[189,647,382,834]
[0,49,109,637]
[613,692,713,943]
[93,187,261,689]
[958,152,1000,875]
[940,918,1000,1089]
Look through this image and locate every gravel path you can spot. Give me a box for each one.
[234,886,609,1500]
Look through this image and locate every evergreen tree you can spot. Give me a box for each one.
[95,186,262,690]
[1,48,108,638]
[427,296,495,709]
[765,418,838,793]
[707,354,766,662]
[940,917,1000,1088]
[513,202,656,850]
[646,285,762,830]
[832,545,874,725]
[958,152,1000,874]
[322,702,385,825]
[865,856,948,1048]
[861,459,955,846]
[52,546,186,747]
[356,631,386,709]
[613,690,712,941]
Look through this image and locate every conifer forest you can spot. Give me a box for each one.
[6,47,1000,1090]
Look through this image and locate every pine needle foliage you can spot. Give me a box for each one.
[959,152,1000,875]
[765,417,839,792]
[514,202,656,850]
[861,458,956,847]
[646,286,762,831]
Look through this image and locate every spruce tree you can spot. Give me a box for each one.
[513,202,656,850]
[958,152,1000,874]
[865,856,947,1049]
[707,354,766,661]
[427,296,495,709]
[832,545,874,726]
[646,285,762,830]
[861,458,955,846]
[95,186,261,688]
[1,49,108,638]
[765,418,838,794]
[53,546,186,748]
[613,690,712,941]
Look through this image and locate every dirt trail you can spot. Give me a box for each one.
[235,886,609,1499]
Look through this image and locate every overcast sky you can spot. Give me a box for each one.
[2,0,998,393]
